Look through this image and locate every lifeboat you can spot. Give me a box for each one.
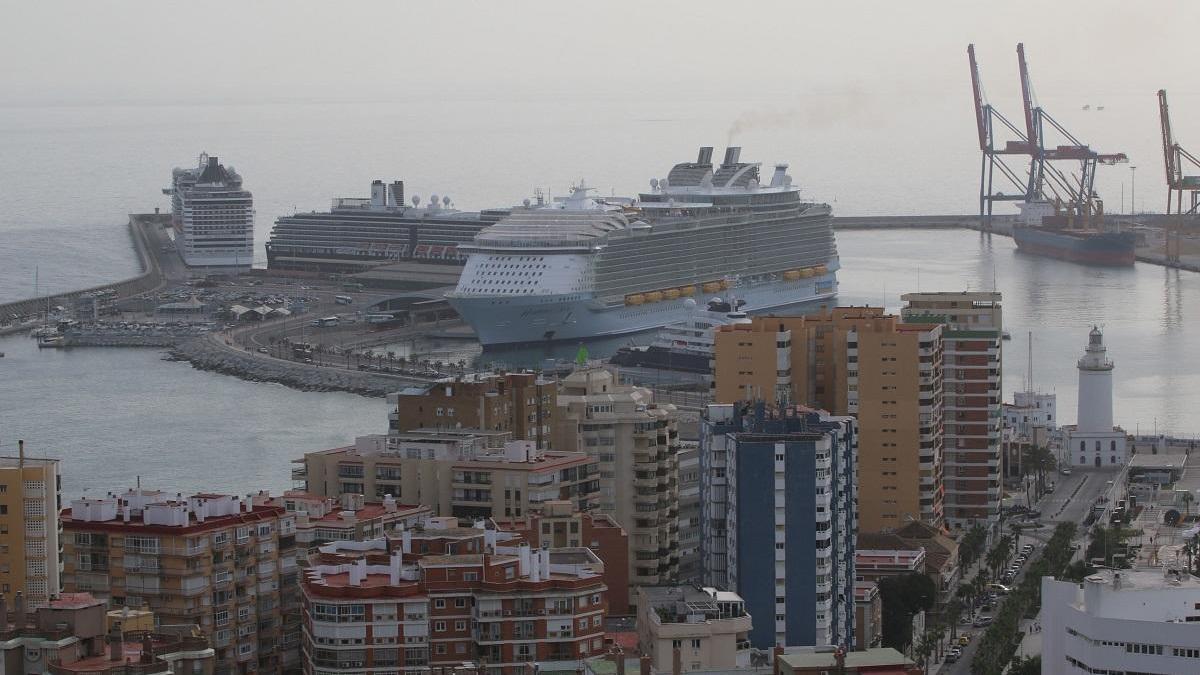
[783,270,802,281]
[813,265,828,275]
[679,285,696,297]
[625,294,645,306]
[645,291,664,303]
[719,279,731,290]
[799,267,815,278]
[702,281,722,293]
[663,288,681,300]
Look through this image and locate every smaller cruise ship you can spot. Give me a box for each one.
[166,154,254,267]
[610,297,751,374]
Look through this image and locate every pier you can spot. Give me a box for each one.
[0,214,169,333]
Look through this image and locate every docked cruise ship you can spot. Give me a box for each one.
[166,154,254,267]
[448,147,839,345]
[265,180,511,273]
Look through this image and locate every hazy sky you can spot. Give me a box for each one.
[2,1,1197,106]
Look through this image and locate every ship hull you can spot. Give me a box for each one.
[1012,227,1135,266]
[448,267,838,346]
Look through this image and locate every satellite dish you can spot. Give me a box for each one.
[442,195,451,207]
[430,194,439,207]
[412,195,421,207]
[660,178,670,189]
[523,198,531,207]
[650,178,659,190]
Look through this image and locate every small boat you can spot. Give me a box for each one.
[37,335,65,348]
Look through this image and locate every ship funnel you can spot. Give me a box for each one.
[722,147,742,166]
[390,181,404,208]
[370,180,387,209]
[770,163,789,188]
[697,147,713,164]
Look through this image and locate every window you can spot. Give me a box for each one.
[434,621,446,632]
[691,639,701,649]
[434,645,447,655]
[455,621,466,631]
[455,598,466,608]
[434,599,445,609]
[215,610,230,627]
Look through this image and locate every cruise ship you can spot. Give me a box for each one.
[265,180,511,273]
[166,154,254,267]
[447,147,839,346]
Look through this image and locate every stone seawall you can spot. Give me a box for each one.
[168,336,421,397]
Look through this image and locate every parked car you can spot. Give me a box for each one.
[988,583,1012,595]
[944,652,959,664]
[959,634,972,646]
[973,616,994,627]
[1061,467,1073,475]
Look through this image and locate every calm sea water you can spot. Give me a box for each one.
[0,98,1197,500]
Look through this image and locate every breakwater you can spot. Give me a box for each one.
[168,335,422,397]
[0,214,166,327]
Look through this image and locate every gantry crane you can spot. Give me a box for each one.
[968,44,1034,227]
[1016,43,1127,226]
[1158,89,1200,215]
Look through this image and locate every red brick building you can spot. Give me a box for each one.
[302,538,608,675]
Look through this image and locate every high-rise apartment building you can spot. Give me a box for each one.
[299,433,598,520]
[699,403,857,649]
[552,366,681,589]
[388,372,556,445]
[712,309,945,531]
[902,292,1003,529]
[301,538,608,675]
[61,490,301,675]
[0,441,61,606]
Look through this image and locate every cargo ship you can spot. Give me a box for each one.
[1012,200,1135,266]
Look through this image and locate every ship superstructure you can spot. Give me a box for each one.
[448,146,839,345]
[265,180,511,273]
[167,154,254,267]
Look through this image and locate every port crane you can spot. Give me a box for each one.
[968,44,1034,226]
[1158,89,1200,215]
[1015,43,1127,225]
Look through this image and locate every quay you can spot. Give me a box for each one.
[0,214,170,333]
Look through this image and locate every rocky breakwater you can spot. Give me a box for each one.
[168,335,421,397]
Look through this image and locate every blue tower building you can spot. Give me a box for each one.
[700,402,857,649]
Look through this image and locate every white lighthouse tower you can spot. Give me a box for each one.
[1065,327,1126,467]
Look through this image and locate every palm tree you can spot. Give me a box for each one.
[1182,491,1195,520]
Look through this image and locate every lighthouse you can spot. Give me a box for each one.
[1064,327,1127,467]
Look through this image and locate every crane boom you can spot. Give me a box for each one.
[968,44,989,151]
[1017,43,1039,151]
[1159,89,1178,190]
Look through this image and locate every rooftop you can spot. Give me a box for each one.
[0,455,59,468]
[1082,567,1200,592]
[639,586,747,623]
[779,647,914,670]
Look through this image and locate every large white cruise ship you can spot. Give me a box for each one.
[166,154,254,267]
[447,147,838,346]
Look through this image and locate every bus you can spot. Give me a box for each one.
[334,295,354,305]
[341,282,365,293]
[366,313,397,325]
[312,316,340,328]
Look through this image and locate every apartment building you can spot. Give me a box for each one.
[492,500,631,616]
[0,442,61,606]
[636,586,752,673]
[0,593,215,675]
[388,372,556,445]
[699,403,857,649]
[853,581,882,651]
[675,445,702,584]
[301,538,608,675]
[298,433,599,520]
[271,492,431,548]
[902,292,1003,529]
[553,366,680,589]
[712,309,945,531]
[61,490,301,675]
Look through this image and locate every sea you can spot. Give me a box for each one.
[1,96,1197,499]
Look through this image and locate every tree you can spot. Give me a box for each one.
[1183,491,1195,520]
[1008,655,1041,675]
[1022,444,1057,497]
[879,573,938,653]
[945,598,964,640]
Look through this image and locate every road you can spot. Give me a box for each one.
[935,465,1121,675]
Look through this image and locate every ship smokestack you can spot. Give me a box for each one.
[697,146,713,165]
[390,181,404,209]
[722,147,741,166]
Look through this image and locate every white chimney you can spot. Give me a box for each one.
[389,552,402,585]
[384,494,397,513]
[402,528,412,554]
[518,543,532,576]
[539,545,550,579]
[529,552,541,583]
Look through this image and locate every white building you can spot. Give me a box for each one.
[1004,390,1057,438]
[1062,327,1127,467]
[168,154,254,267]
[1041,570,1200,675]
